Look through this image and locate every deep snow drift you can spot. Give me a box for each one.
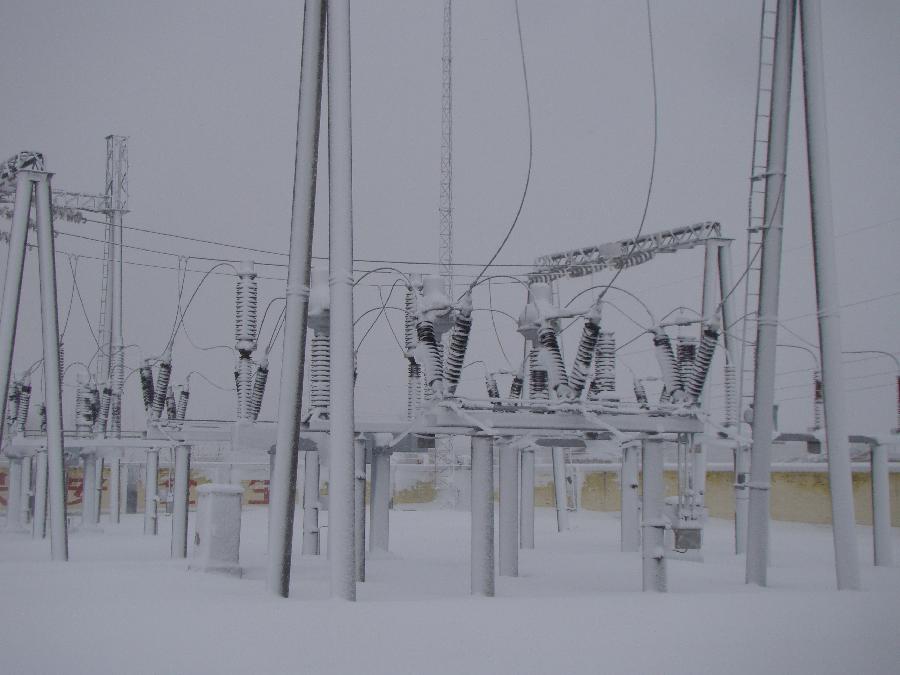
[1,507,898,674]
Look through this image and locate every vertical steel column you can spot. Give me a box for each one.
[746,0,796,587]
[519,447,535,549]
[32,449,48,539]
[301,451,320,555]
[108,455,121,524]
[499,441,519,577]
[620,442,640,552]
[326,0,356,602]
[470,434,495,596]
[354,437,367,582]
[0,172,33,453]
[82,454,98,527]
[21,455,32,525]
[798,0,860,591]
[171,444,191,558]
[35,173,68,560]
[369,448,391,553]
[267,0,325,597]
[144,449,159,535]
[551,447,569,532]
[870,442,893,567]
[6,458,23,531]
[641,438,666,592]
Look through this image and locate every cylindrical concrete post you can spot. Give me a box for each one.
[144,449,159,535]
[82,454,97,527]
[108,455,121,524]
[6,457,23,531]
[620,442,640,552]
[354,437,367,582]
[369,448,391,553]
[519,447,535,550]
[171,444,191,559]
[499,442,519,577]
[32,449,48,539]
[470,434,495,596]
[871,443,893,567]
[552,447,569,532]
[21,455,32,526]
[301,451,320,555]
[641,438,667,592]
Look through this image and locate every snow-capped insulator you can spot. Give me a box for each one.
[139,360,155,413]
[235,356,254,420]
[97,382,112,433]
[528,350,549,401]
[652,328,682,402]
[6,380,21,431]
[812,370,823,431]
[684,322,719,403]
[675,336,698,393]
[15,374,31,433]
[407,360,423,419]
[416,320,445,398]
[589,331,617,399]
[485,372,501,399]
[404,278,421,353]
[308,268,331,335]
[310,332,331,416]
[165,384,177,421]
[234,261,258,354]
[613,249,654,270]
[88,377,100,425]
[109,392,122,435]
[58,342,64,384]
[633,376,649,408]
[723,364,738,427]
[151,349,172,421]
[75,377,94,436]
[444,292,473,394]
[38,403,47,432]
[570,319,599,397]
[537,327,571,397]
[175,380,191,422]
[509,372,524,399]
[249,358,268,422]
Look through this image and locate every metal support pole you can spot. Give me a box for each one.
[798,0,861,591]
[470,434,495,596]
[21,455,32,525]
[551,447,569,532]
[641,438,666,592]
[369,448,391,553]
[746,0,796,587]
[498,441,519,577]
[171,444,190,558]
[519,447,535,550]
[108,455,121,524]
[32,449,47,539]
[620,442,640,552]
[267,0,325,598]
[82,454,98,527]
[144,449,159,535]
[35,173,68,560]
[0,172,33,453]
[301,451,320,555]
[354,437,366,582]
[870,443,893,567]
[327,0,356,602]
[6,457,23,531]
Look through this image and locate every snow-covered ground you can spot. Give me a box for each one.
[1,507,898,674]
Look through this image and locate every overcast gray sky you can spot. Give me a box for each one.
[2,1,898,434]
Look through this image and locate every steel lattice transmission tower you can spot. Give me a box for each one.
[438,0,453,297]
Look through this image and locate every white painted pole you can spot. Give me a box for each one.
[108,455,121,524]
[32,450,48,539]
[301,451,320,555]
[144,449,159,535]
[369,448,391,553]
[21,455,32,525]
[798,0,861,591]
[171,444,190,558]
[746,0,796,587]
[551,447,569,532]
[0,172,33,453]
[870,443,893,567]
[327,0,356,602]
[267,0,325,598]
[82,454,97,527]
[620,442,640,552]
[498,441,519,577]
[519,447,535,549]
[35,173,68,561]
[641,438,666,592]
[470,434,495,596]
[354,437,366,582]
[6,458,23,531]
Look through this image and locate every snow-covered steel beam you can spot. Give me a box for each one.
[530,221,721,283]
